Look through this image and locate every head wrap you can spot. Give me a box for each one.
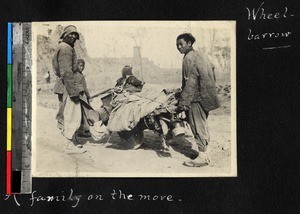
[77,59,85,65]
[122,65,133,77]
[60,25,80,40]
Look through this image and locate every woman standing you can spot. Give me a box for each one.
[176,33,220,165]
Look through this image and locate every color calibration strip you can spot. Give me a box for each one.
[7,22,13,195]
[12,23,23,194]
[7,23,33,194]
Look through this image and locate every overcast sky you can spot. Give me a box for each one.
[33,21,235,68]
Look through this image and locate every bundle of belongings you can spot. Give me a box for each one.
[101,85,201,162]
[85,65,179,139]
[107,86,178,132]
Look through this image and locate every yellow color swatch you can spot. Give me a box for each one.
[7,108,12,151]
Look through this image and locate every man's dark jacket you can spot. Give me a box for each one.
[179,49,220,112]
[52,42,79,97]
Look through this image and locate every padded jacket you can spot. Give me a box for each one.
[52,42,79,97]
[178,49,220,112]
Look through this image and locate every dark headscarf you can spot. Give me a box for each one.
[122,65,133,77]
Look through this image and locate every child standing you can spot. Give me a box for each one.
[74,59,92,137]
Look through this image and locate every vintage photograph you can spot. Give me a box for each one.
[32,21,236,177]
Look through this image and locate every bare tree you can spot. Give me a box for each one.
[127,28,146,81]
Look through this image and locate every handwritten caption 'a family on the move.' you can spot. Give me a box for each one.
[4,189,180,208]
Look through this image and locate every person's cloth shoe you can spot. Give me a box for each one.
[64,141,87,154]
[77,130,92,138]
[199,150,211,163]
[182,152,210,167]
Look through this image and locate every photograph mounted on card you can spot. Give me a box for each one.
[31,21,236,177]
